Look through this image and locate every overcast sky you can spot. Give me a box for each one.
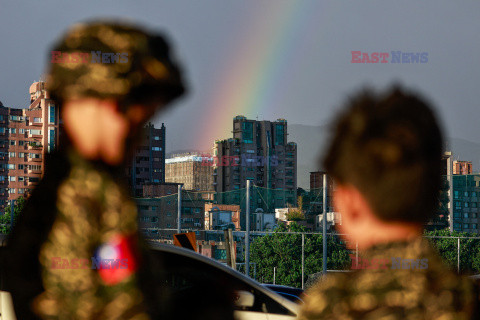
[1,1,479,153]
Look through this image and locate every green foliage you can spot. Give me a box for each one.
[0,197,26,234]
[285,196,306,221]
[250,223,350,287]
[250,229,480,287]
[424,229,480,274]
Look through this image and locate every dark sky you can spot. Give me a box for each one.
[1,0,479,153]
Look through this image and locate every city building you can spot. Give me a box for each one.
[451,173,480,233]
[214,115,297,229]
[453,160,473,175]
[137,185,207,239]
[204,203,241,230]
[165,153,214,191]
[437,152,480,234]
[308,171,335,213]
[0,81,59,211]
[125,122,166,197]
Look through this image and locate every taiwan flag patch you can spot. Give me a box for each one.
[93,234,139,285]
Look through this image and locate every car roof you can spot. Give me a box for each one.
[147,241,299,315]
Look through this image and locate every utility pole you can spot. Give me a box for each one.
[10,199,14,231]
[177,184,182,233]
[245,180,251,277]
[322,174,327,274]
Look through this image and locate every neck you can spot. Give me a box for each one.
[358,221,423,250]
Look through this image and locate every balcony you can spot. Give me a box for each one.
[28,142,43,149]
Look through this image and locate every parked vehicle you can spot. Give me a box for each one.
[148,242,299,320]
[262,284,304,304]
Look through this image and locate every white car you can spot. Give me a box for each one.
[148,242,299,320]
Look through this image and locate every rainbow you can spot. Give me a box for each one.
[196,1,325,150]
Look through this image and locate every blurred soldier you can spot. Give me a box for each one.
[5,21,185,319]
[298,88,478,320]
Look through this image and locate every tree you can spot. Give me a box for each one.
[0,197,26,234]
[250,223,351,287]
[285,196,305,221]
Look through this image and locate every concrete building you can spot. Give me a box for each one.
[451,174,480,233]
[204,203,241,230]
[309,171,335,213]
[137,185,207,239]
[126,122,166,197]
[165,153,214,191]
[0,81,59,211]
[453,160,473,175]
[214,115,297,229]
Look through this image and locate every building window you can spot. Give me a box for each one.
[465,202,469,208]
[8,188,16,194]
[464,213,469,218]
[0,128,4,134]
[18,153,24,158]
[242,122,253,144]
[19,129,25,134]
[49,129,55,152]
[49,105,56,124]
[8,176,15,182]
[19,140,24,146]
[154,136,160,140]
[33,117,42,123]
[18,176,24,182]
[152,147,160,151]
[275,124,285,146]
[29,153,41,159]
[18,188,24,194]
[464,223,469,229]
[30,129,41,135]
[8,152,15,157]
[7,164,15,170]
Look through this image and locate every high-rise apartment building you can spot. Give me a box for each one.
[214,116,297,229]
[453,160,473,175]
[126,122,166,197]
[165,153,214,191]
[0,81,59,210]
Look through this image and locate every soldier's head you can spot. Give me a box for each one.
[323,87,443,246]
[46,20,186,164]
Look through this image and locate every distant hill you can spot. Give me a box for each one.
[166,126,480,190]
[288,124,480,189]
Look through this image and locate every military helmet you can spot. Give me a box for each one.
[46,20,186,109]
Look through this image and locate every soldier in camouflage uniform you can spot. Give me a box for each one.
[5,21,185,319]
[298,88,479,320]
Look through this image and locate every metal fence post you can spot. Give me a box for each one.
[457,237,460,273]
[177,184,182,233]
[301,233,305,289]
[245,180,251,277]
[273,266,276,284]
[322,174,327,274]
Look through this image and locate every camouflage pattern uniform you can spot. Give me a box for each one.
[298,237,478,320]
[6,21,184,319]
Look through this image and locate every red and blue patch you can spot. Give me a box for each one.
[93,234,139,285]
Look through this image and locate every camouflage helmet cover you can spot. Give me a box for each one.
[46,20,186,109]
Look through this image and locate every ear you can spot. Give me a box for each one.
[334,184,364,223]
